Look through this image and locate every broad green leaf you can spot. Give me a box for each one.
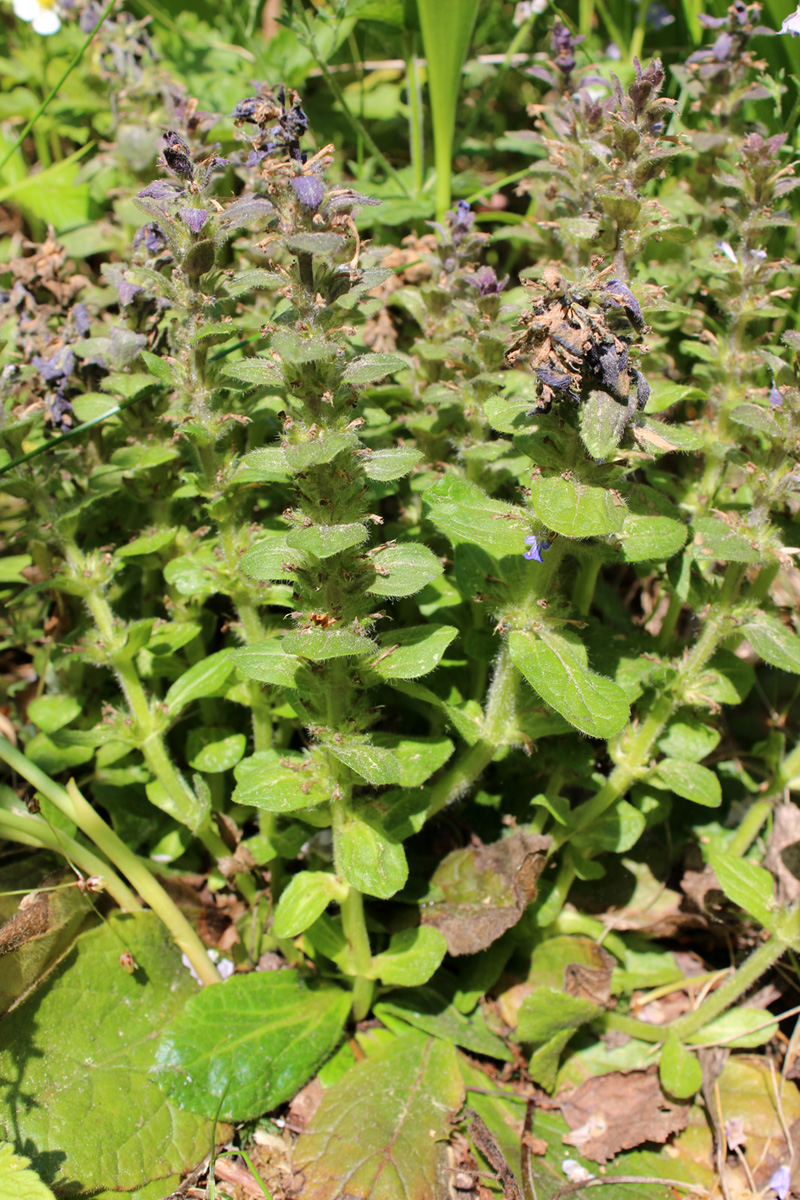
[363,446,422,481]
[284,231,347,255]
[110,444,179,471]
[0,554,33,582]
[424,474,528,557]
[692,517,759,564]
[660,1033,702,1099]
[530,475,626,538]
[223,356,283,387]
[284,433,353,470]
[342,353,406,385]
[367,543,443,597]
[730,404,781,437]
[371,734,454,785]
[517,987,600,1044]
[27,695,81,733]
[741,614,800,674]
[164,549,221,597]
[657,715,721,762]
[185,727,246,773]
[292,1031,464,1200]
[0,915,215,1194]
[375,985,511,1058]
[687,1008,777,1049]
[508,628,629,738]
[578,391,629,459]
[528,1028,575,1092]
[287,522,367,559]
[23,732,94,775]
[283,629,376,660]
[334,808,408,899]
[655,759,721,807]
[711,852,778,930]
[146,621,201,655]
[240,535,306,581]
[618,485,687,563]
[645,382,708,415]
[369,929,448,987]
[371,624,458,680]
[116,529,176,557]
[0,1143,56,1200]
[238,446,292,481]
[573,799,646,854]
[232,750,329,812]
[272,872,347,938]
[325,740,402,785]
[154,971,349,1121]
[230,641,301,689]
[164,651,235,716]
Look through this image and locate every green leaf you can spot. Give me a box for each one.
[367,543,443,597]
[232,751,329,813]
[334,807,408,899]
[741,614,800,674]
[240,535,305,582]
[710,852,778,930]
[528,1028,576,1092]
[284,433,354,470]
[687,1008,777,1049]
[292,1031,464,1200]
[517,987,599,1043]
[325,740,402,785]
[285,231,348,255]
[116,528,176,557]
[0,1143,57,1200]
[645,382,708,415]
[238,446,292,482]
[23,732,94,775]
[140,349,176,385]
[660,1033,702,1099]
[371,734,454,785]
[27,695,81,733]
[0,915,215,1194]
[579,391,629,459]
[424,474,527,557]
[657,715,721,762]
[730,404,781,437]
[369,929,448,987]
[154,971,349,1121]
[0,554,33,583]
[530,475,626,538]
[164,651,235,717]
[164,549,220,597]
[287,522,368,559]
[230,641,301,689]
[109,444,179,471]
[693,517,759,564]
[371,624,458,680]
[618,485,687,563]
[655,759,721,807]
[508,628,629,739]
[283,629,376,660]
[342,353,406,385]
[272,872,348,938]
[223,357,283,387]
[376,985,512,1058]
[573,799,646,854]
[363,447,422,481]
[185,727,246,773]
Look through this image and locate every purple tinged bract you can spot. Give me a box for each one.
[179,207,210,234]
[291,175,325,211]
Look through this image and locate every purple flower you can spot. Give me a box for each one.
[767,1166,791,1200]
[179,207,210,234]
[133,222,168,255]
[33,346,74,382]
[117,279,143,306]
[524,535,551,562]
[138,180,178,200]
[291,175,325,211]
[465,266,509,296]
[769,382,784,408]
[72,304,91,336]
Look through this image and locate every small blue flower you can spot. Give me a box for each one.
[767,1165,791,1200]
[769,382,784,408]
[524,535,551,562]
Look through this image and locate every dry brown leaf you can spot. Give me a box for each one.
[558,1068,689,1164]
[765,801,800,905]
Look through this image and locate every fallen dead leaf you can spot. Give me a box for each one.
[765,802,800,906]
[557,1068,689,1164]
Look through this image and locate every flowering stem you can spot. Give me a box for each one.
[426,647,519,818]
[0,0,118,177]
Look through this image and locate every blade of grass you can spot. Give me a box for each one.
[0,0,118,177]
[416,0,480,221]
